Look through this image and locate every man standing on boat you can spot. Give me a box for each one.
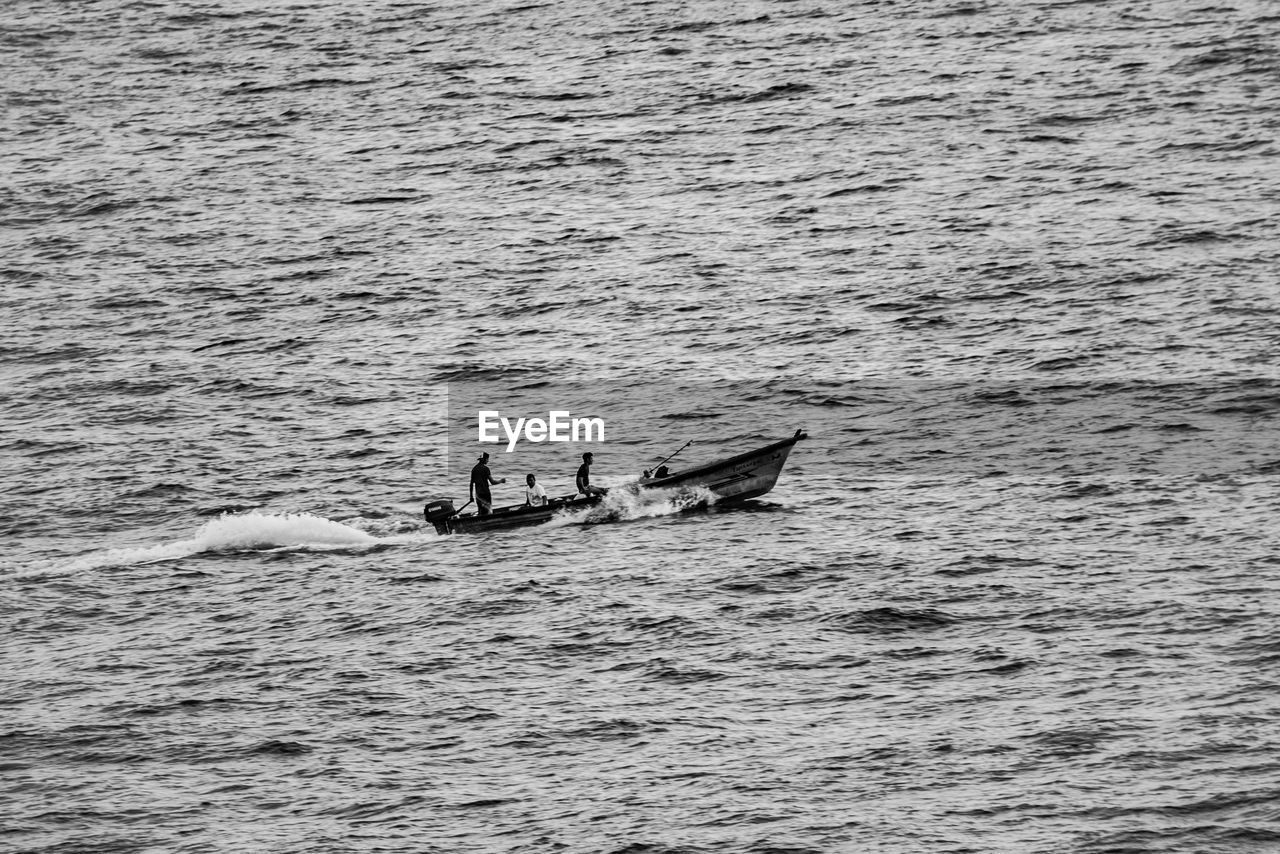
[576,452,607,497]
[470,452,505,516]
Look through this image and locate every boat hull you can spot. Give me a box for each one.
[442,495,602,535]
[638,431,805,502]
[425,430,806,535]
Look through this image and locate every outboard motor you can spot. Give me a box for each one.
[423,499,456,535]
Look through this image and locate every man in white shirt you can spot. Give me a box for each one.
[524,473,548,507]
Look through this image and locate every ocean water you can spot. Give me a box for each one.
[4,0,1280,851]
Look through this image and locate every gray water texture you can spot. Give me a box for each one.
[3,1,1280,852]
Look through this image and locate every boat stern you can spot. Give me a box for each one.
[423,499,456,535]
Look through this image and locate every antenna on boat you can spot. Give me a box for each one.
[644,439,693,479]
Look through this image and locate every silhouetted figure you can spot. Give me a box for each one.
[576,451,607,497]
[470,452,505,516]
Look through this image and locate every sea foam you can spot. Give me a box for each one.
[193,511,377,551]
[545,484,719,528]
[16,512,389,578]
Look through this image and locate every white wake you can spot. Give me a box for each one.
[545,484,719,528]
[16,512,424,578]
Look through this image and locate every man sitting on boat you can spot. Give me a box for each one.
[576,452,607,497]
[524,473,548,507]
[470,452,506,516]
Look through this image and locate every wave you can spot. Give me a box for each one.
[15,512,419,578]
[191,512,381,550]
[545,484,719,528]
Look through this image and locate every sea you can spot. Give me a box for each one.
[3,0,1280,851]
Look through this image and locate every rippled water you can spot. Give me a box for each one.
[4,0,1280,851]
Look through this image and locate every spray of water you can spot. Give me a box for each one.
[545,484,719,528]
[16,512,411,578]
[15,488,723,579]
[194,512,377,550]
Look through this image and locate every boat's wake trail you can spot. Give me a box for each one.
[546,484,719,528]
[21,512,422,578]
[195,512,381,550]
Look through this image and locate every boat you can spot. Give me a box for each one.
[423,429,807,535]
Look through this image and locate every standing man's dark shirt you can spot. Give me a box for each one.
[470,452,504,515]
